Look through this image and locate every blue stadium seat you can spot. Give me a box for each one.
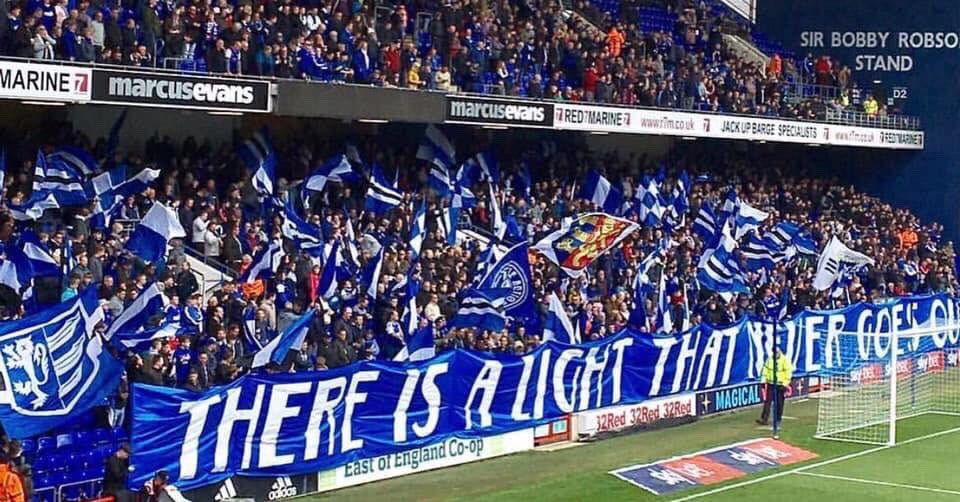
[56,433,73,450]
[36,436,55,455]
[20,439,36,456]
[92,427,110,445]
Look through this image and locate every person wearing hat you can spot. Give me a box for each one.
[104,444,132,502]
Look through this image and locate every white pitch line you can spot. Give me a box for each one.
[794,472,960,496]
[670,425,960,501]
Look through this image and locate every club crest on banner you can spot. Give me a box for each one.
[0,296,103,416]
[489,261,529,310]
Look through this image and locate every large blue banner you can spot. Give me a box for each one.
[130,294,960,490]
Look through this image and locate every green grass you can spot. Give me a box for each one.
[303,399,960,501]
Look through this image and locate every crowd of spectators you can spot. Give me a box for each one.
[0,0,889,120]
[0,119,954,494]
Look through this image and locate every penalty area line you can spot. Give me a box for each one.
[669,425,960,501]
[794,472,960,496]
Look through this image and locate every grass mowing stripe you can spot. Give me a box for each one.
[793,472,960,496]
[669,424,960,501]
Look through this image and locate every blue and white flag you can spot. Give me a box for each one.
[768,222,818,256]
[303,154,355,197]
[48,146,97,177]
[416,125,456,172]
[365,163,403,215]
[475,242,537,326]
[741,231,789,272]
[115,321,182,351]
[459,152,499,186]
[106,282,167,341]
[542,292,577,344]
[656,270,673,333]
[428,163,452,196]
[362,247,385,300]
[126,203,186,264]
[693,200,717,241]
[672,170,690,214]
[393,324,435,362]
[450,179,476,209]
[0,288,122,437]
[637,176,665,226]
[237,128,277,197]
[734,201,770,239]
[281,198,324,255]
[242,309,266,353]
[813,236,874,291]
[251,309,315,368]
[409,199,426,259]
[8,192,60,221]
[697,224,750,294]
[400,270,420,336]
[511,162,533,199]
[440,206,459,245]
[238,241,284,284]
[16,232,60,278]
[489,183,506,240]
[33,149,88,206]
[0,258,21,292]
[449,288,508,332]
[318,241,342,299]
[88,166,161,228]
[580,170,623,214]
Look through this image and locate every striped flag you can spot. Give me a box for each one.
[580,170,623,214]
[47,146,97,177]
[303,154,355,198]
[449,288,509,332]
[281,197,324,255]
[125,203,186,264]
[697,223,750,294]
[393,324,435,362]
[237,128,277,197]
[543,292,577,344]
[362,246,385,300]
[242,308,266,352]
[693,200,717,241]
[318,241,342,299]
[409,199,426,259]
[238,241,284,284]
[489,183,505,240]
[251,309,316,368]
[106,282,168,341]
[33,149,88,206]
[8,192,60,221]
[365,163,403,214]
[734,201,770,239]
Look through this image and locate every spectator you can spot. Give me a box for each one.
[103,444,132,502]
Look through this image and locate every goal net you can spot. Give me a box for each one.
[815,323,960,445]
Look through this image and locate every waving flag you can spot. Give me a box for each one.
[281,197,323,255]
[237,128,276,197]
[88,166,161,228]
[428,163,452,196]
[318,241,343,299]
[459,152,499,186]
[33,149,88,206]
[489,183,506,240]
[534,213,640,278]
[251,309,315,368]
[543,292,577,344]
[693,200,717,241]
[637,176,666,226]
[813,236,875,291]
[580,170,623,214]
[242,308,266,353]
[768,222,818,256]
[449,288,508,332]
[409,199,426,259]
[8,191,61,221]
[399,270,420,336]
[734,201,770,239]
[512,162,533,199]
[362,247,385,300]
[475,242,536,326]
[741,232,789,272]
[126,203,186,263]
[394,324,435,362]
[0,288,122,437]
[673,170,690,214]
[106,282,167,340]
[450,180,476,209]
[441,206,459,245]
[365,163,403,215]
[417,125,456,171]
[15,232,60,278]
[238,241,284,284]
[697,224,749,294]
[303,154,355,197]
[48,146,97,177]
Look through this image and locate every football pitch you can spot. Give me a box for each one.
[305,398,960,501]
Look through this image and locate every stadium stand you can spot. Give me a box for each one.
[0,114,952,497]
[0,0,909,123]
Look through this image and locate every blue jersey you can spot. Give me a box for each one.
[173,347,193,384]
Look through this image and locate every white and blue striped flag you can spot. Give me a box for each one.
[47,146,97,177]
[237,128,277,197]
[362,246,385,300]
[242,308,266,352]
[106,282,168,341]
[693,200,717,241]
[450,179,476,208]
[417,125,456,171]
[697,223,750,294]
[394,324,435,362]
[125,202,186,264]
[8,191,61,221]
[281,197,324,255]
[440,206,459,245]
[365,163,403,215]
[33,149,88,206]
[580,170,623,214]
[409,199,426,259]
[303,154,355,198]
[251,309,316,368]
[449,288,509,332]
[734,201,770,239]
[489,183,506,240]
[238,241,284,284]
[543,292,578,344]
[318,241,342,299]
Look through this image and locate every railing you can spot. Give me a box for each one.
[33,477,101,502]
[0,55,923,130]
[825,108,921,130]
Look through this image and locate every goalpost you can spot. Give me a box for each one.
[815,323,960,445]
